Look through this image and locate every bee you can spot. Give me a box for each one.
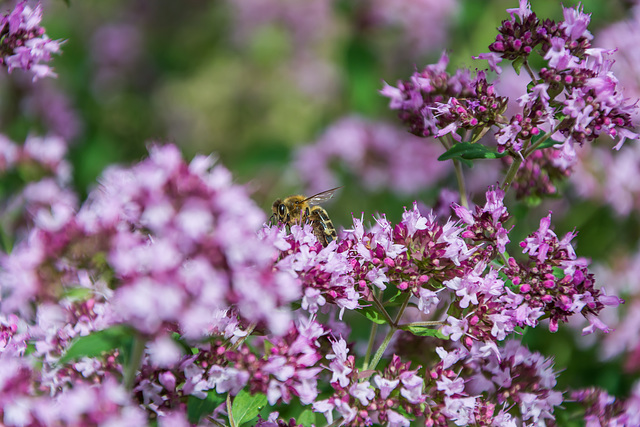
[271,187,341,246]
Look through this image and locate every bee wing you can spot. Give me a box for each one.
[303,186,342,206]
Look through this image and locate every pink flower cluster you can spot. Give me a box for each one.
[0,143,626,425]
[286,337,562,426]
[381,0,639,203]
[294,116,449,196]
[1,144,299,337]
[270,185,619,347]
[2,1,638,425]
[0,1,62,81]
[487,0,638,149]
[129,317,327,423]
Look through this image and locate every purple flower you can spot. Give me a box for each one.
[436,376,465,396]
[374,375,400,399]
[386,409,411,427]
[0,2,62,81]
[147,335,183,368]
[442,316,469,341]
[473,52,503,74]
[506,0,532,22]
[294,116,449,195]
[561,2,593,42]
[350,381,375,406]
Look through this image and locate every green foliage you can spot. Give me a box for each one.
[187,392,226,424]
[231,390,268,426]
[357,306,389,325]
[438,142,507,161]
[59,325,133,364]
[296,409,316,426]
[401,324,448,338]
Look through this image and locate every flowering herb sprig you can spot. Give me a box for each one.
[0,1,637,426]
[382,0,638,200]
[0,1,62,81]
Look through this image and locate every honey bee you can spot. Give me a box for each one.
[271,187,341,246]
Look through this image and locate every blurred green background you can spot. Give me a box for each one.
[1,0,630,215]
[1,0,638,406]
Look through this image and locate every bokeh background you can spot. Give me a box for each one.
[2,0,640,411]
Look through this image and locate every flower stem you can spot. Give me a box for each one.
[362,320,378,371]
[368,327,395,371]
[501,155,523,193]
[370,290,395,326]
[367,292,412,371]
[453,159,469,209]
[124,334,147,390]
[229,322,256,351]
[398,320,445,328]
[394,292,412,324]
[523,60,537,81]
[227,393,237,427]
[523,122,563,157]
[437,135,468,208]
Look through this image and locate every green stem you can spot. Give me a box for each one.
[398,320,445,328]
[437,135,468,208]
[367,292,412,371]
[362,321,378,371]
[501,155,523,193]
[439,134,454,151]
[523,122,562,157]
[368,328,395,372]
[523,60,537,81]
[453,159,469,209]
[229,322,256,352]
[227,393,237,427]
[370,291,395,326]
[124,335,147,390]
[394,292,411,324]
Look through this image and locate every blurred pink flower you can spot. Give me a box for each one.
[295,116,450,195]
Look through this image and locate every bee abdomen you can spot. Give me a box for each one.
[309,206,337,246]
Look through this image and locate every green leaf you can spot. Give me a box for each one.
[263,339,274,360]
[438,142,507,162]
[552,266,565,279]
[232,390,268,426]
[59,325,132,364]
[356,306,388,325]
[528,131,559,151]
[536,139,558,150]
[512,57,525,75]
[61,287,92,301]
[187,392,226,424]
[297,409,316,426]
[401,324,448,338]
[171,332,195,355]
[385,290,403,305]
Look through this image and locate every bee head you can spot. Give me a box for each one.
[272,199,286,222]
